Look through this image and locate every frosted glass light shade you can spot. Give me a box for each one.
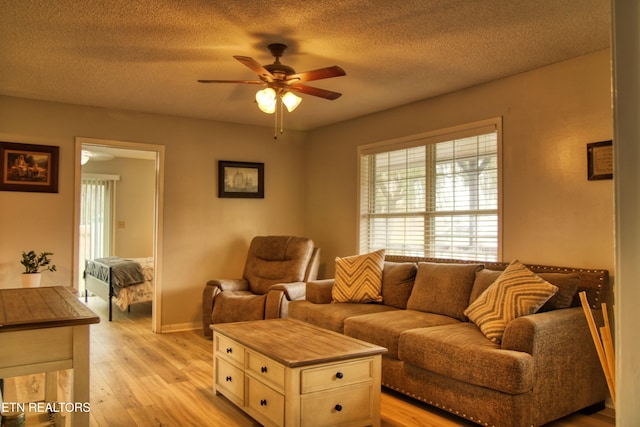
[256,88,276,114]
[282,92,302,112]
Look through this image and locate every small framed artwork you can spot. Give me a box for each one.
[587,140,613,181]
[218,160,264,198]
[0,141,60,193]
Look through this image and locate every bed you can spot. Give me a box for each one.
[84,256,154,321]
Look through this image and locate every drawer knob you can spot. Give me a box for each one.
[225,376,232,382]
[336,372,344,379]
[261,366,268,373]
[334,404,343,412]
[260,399,267,406]
[226,347,233,353]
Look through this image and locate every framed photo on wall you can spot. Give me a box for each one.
[587,140,613,181]
[218,160,264,198]
[0,141,59,193]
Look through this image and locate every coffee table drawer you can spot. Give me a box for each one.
[301,358,374,393]
[247,376,285,426]
[247,350,285,390]
[301,383,374,427]
[215,357,245,406]
[212,320,385,427]
[215,334,245,366]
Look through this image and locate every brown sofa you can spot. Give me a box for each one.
[288,255,610,427]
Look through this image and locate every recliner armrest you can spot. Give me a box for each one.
[269,281,307,301]
[206,278,249,292]
[264,282,308,319]
[306,279,335,304]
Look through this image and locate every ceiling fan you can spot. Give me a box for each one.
[198,43,346,101]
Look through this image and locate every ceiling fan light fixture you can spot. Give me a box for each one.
[256,88,276,114]
[282,91,302,112]
[81,150,92,165]
[198,43,346,137]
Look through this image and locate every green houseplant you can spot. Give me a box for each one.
[20,250,56,287]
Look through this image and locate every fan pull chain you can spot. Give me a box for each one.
[280,99,285,135]
[273,96,286,139]
[274,102,278,139]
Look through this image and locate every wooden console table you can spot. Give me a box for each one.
[212,318,387,427]
[0,286,100,426]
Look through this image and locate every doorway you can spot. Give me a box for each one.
[73,137,164,332]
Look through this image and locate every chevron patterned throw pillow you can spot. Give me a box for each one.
[464,259,558,344]
[332,249,385,303]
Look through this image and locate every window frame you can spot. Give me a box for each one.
[356,117,503,260]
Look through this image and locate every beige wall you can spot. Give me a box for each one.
[305,49,614,278]
[83,157,156,258]
[0,97,307,329]
[0,49,614,329]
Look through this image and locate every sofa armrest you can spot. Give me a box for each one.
[269,282,307,301]
[306,279,335,304]
[501,307,608,417]
[206,278,249,292]
[502,307,602,355]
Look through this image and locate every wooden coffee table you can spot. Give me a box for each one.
[211,318,387,427]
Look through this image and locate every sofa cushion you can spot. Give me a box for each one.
[406,262,483,321]
[536,273,580,311]
[464,260,558,343]
[288,300,398,334]
[398,323,534,395]
[470,269,580,312]
[344,309,459,359]
[381,262,417,309]
[332,249,385,303]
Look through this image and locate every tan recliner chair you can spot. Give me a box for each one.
[202,235,320,337]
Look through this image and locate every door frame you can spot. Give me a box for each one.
[73,137,165,333]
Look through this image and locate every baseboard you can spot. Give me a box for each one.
[160,321,201,333]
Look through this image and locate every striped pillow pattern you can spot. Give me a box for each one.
[464,259,558,344]
[332,249,385,303]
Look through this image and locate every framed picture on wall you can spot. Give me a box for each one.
[587,140,613,181]
[0,141,60,193]
[218,160,264,198]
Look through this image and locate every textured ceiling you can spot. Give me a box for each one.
[0,0,610,131]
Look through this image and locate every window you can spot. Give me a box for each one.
[358,118,501,261]
[79,174,119,290]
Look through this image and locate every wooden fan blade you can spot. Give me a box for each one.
[287,65,346,83]
[289,84,342,100]
[234,56,274,81]
[197,79,263,84]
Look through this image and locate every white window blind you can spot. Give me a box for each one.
[80,174,119,285]
[359,119,501,261]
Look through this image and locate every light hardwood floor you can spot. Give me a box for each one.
[83,296,614,427]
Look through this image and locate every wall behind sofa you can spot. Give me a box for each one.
[304,49,614,278]
[0,96,307,330]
